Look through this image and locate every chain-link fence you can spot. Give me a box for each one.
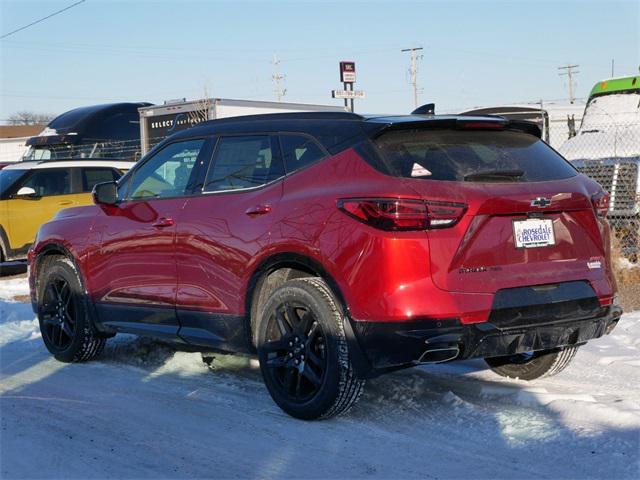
[553,119,640,310]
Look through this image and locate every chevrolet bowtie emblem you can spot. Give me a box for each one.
[531,197,552,208]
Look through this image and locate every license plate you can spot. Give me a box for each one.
[513,218,555,248]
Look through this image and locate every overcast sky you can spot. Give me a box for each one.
[1,0,638,120]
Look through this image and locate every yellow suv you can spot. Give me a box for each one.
[0,160,133,261]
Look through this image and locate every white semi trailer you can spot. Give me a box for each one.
[138,98,344,155]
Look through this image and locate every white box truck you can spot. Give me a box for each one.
[138,98,345,155]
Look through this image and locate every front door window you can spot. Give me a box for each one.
[125,139,205,200]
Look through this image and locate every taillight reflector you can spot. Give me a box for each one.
[591,191,610,218]
[337,198,467,231]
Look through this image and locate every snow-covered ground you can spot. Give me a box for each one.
[1,275,638,479]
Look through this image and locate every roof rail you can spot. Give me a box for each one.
[201,111,363,126]
[18,157,134,164]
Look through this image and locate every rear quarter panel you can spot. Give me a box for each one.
[270,148,488,322]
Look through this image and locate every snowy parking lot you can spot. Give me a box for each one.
[1,274,638,479]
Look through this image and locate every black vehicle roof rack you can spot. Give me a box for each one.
[201,111,363,126]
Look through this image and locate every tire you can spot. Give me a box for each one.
[0,233,6,263]
[485,346,579,381]
[36,255,106,363]
[256,277,365,420]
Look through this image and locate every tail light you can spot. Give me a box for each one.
[337,198,467,231]
[591,191,609,218]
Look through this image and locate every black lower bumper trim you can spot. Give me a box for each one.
[350,305,623,376]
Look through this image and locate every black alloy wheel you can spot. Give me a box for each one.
[257,278,365,420]
[39,275,76,350]
[261,302,328,403]
[36,255,106,363]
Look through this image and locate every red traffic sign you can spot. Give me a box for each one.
[340,61,356,83]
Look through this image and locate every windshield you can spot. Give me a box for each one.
[583,93,640,131]
[370,129,577,182]
[0,169,27,197]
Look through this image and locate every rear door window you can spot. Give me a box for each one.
[80,168,120,192]
[204,136,283,192]
[372,129,577,182]
[279,134,326,173]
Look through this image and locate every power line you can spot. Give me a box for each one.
[558,64,580,104]
[401,46,424,109]
[0,0,86,40]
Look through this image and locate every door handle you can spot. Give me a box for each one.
[152,217,175,228]
[245,204,272,216]
[58,201,73,206]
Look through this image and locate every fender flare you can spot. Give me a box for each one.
[245,252,372,378]
[32,243,109,334]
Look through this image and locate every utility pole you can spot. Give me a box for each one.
[558,64,580,104]
[272,54,286,102]
[401,46,424,109]
[611,58,615,77]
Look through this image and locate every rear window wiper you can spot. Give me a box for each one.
[463,169,525,182]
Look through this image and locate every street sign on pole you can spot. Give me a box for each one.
[332,89,365,99]
[334,61,361,112]
[339,61,356,83]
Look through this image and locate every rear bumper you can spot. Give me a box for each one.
[348,304,623,378]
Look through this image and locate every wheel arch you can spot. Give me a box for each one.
[34,243,88,298]
[245,251,372,378]
[245,252,349,348]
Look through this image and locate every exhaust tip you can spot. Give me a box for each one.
[605,318,619,335]
[419,346,460,364]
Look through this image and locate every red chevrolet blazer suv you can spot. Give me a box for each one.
[28,112,622,419]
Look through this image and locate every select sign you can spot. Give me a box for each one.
[332,89,366,99]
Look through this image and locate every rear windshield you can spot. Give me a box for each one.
[370,129,577,182]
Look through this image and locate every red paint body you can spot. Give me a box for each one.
[29,145,615,332]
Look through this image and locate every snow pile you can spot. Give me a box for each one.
[0,276,36,348]
[560,93,640,160]
[0,317,40,348]
[0,276,30,301]
[1,274,639,479]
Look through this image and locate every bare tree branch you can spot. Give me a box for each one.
[8,111,55,126]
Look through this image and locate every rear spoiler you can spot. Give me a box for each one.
[453,115,542,138]
[366,116,542,139]
[505,119,542,138]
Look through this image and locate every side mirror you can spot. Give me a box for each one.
[92,181,118,205]
[15,186,39,199]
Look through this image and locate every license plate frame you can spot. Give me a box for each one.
[513,218,555,249]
